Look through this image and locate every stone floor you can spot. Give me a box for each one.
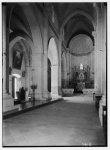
[3,95,106,146]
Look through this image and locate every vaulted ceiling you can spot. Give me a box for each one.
[10,5,32,40]
[9,2,97,54]
[53,3,96,47]
[53,3,96,27]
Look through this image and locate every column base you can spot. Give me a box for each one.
[3,93,20,112]
[34,91,62,101]
[35,92,49,101]
[51,94,62,101]
[58,86,62,95]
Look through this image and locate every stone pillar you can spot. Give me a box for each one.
[66,51,70,87]
[101,5,106,95]
[25,65,30,100]
[62,52,67,88]
[2,5,6,94]
[42,13,49,99]
[96,6,105,93]
[64,52,68,88]
[98,5,106,125]
[58,35,62,95]
[93,7,103,93]
[51,65,58,96]
[42,52,49,99]
[3,4,10,94]
[69,51,72,84]
[6,9,9,93]
[32,52,44,100]
[64,53,67,88]
[92,31,98,91]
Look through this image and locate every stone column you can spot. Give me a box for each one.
[64,52,66,87]
[93,8,103,93]
[92,31,98,91]
[32,52,44,100]
[6,13,10,93]
[96,7,104,93]
[51,65,58,96]
[98,5,107,126]
[25,65,30,100]
[69,51,72,85]
[3,4,10,94]
[2,5,7,94]
[62,51,67,88]
[58,35,62,95]
[66,51,70,87]
[42,13,49,99]
[101,5,106,95]
[64,52,67,88]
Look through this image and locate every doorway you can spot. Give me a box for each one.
[12,74,21,100]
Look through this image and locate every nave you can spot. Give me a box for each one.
[3,95,105,146]
[2,3,107,147]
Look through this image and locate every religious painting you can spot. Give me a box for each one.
[13,50,23,70]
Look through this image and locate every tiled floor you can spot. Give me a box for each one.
[3,98,60,118]
[3,95,106,146]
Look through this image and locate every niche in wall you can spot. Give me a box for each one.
[12,42,24,70]
[68,34,94,90]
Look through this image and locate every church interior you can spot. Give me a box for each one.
[2,2,107,146]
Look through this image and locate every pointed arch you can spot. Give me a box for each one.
[60,9,96,35]
[48,37,59,98]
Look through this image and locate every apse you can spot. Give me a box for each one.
[69,34,94,92]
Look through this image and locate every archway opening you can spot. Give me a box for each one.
[69,34,94,94]
[12,74,21,99]
[48,38,59,98]
[9,39,32,103]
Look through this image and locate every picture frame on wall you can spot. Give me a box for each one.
[13,50,23,70]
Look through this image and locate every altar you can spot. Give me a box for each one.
[77,82,85,92]
[71,64,94,93]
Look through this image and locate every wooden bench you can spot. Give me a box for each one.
[62,89,74,96]
[93,93,103,111]
[83,89,95,95]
